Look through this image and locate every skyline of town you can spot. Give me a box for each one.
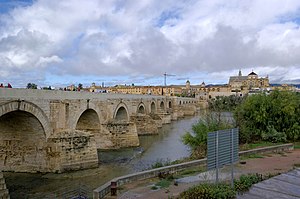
[1,1,300,88]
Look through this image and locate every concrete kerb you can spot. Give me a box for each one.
[93,143,294,199]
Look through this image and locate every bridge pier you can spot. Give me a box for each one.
[157,113,171,124]
[47,130,99,172]
[101,121,139,149]
[130,115,158,135]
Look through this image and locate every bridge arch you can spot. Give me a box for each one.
[75,109,100,131]
[137,103,146,114]
[160,101,165,110]
[168,101,172,109]
[0,100,51,138]
[0,101,51,172]
[150,101,156,114]
[114,103,129,121]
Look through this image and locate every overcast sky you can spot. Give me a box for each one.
[0,0,300,88]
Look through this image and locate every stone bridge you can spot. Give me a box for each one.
[0,89,200,173]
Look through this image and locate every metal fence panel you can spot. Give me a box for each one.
[207,128,239,170]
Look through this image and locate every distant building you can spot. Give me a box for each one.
[86,69,295,99]
[229,70,269,93]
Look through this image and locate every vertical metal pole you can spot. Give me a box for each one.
[216,131,219,184]
[231,129,234,188]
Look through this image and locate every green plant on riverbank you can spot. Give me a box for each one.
[180,173,269,199]
[182,112,233,158]
[150,157,195,169]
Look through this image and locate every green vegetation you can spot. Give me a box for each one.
[209,95,246,112]
[155,179,172,188]
[177,166,206,177]
[182,91,299,160]
[294,142,300,149]
[235,91,300,143]
[180,173,269,198]
[26,83,38,89]
[179,183,236,199]
[234,173,263,193]
[150,157,196,169]
[151,176,174,190]
[151,159,171,169]
[240,153,265,160]
[182,112,233,158]
[239,141,282,151]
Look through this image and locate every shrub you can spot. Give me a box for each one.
[179,183,235,199]
[179,173,267,198]
[234,173,263,193]
[182,112,233,158]
[235,91,300,143]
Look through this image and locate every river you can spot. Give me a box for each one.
[4,114,201,198]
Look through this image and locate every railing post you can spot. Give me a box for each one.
[110,181,117,196]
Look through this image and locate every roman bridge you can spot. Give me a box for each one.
[0,88,200,173]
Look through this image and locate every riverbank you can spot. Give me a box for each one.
[113,148,300,199]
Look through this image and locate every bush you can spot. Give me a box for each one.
[182,112,233,158]
[235,91,300,143]
[180,173,267,199]
[234,173,263,192]
[261,126,287,143]
[180,183,235,199]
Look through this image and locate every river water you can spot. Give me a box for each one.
[5,114,201,198]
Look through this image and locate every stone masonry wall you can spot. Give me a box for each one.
[102,121,139,149]
[130,115,158,135]
[0,172,9,199]
[47,130,98,172]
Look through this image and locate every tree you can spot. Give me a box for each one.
[78,83,83,89]
[182,112,233,158]
[234,91,300,143]
[208,95,245,112]
[27,83,37,89]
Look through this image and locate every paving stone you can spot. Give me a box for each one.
[239,169,300,199]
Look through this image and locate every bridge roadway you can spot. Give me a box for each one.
[0,88,200,173]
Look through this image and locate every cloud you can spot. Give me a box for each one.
[1,0,300,87]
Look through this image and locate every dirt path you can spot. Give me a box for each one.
[110,149,300,199]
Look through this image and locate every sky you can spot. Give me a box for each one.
[0,0,300,88]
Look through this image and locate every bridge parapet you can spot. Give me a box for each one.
[0,89,200,172]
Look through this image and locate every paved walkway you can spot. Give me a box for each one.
[238,168,300,199]
[115,150,300,199]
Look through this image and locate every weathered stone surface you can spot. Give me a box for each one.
[149,114,163,128]
[130,115,158,135]
[102,121,139,149]
[0,89,199,172]
[0,172,9,199]
[47,130,98,172]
